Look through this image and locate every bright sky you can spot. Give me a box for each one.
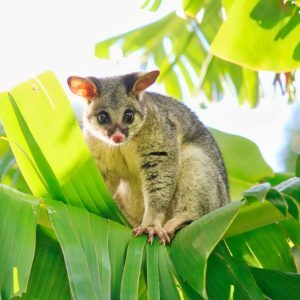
[0,0,297,171]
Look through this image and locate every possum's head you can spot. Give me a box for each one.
[67,70,159,146]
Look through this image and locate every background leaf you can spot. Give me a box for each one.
[95,7,260,106]
[20,227,71,300]
[140,0,162,12]
[0,184,39,299]
[207,243,264,300]
[0,139,30,194]
[47,199,132,300]
[211,129,274,199]
[211,0,300,71]
[171,200,243,298]
[280,219,300,248]
[250,267,300,300]
[226,224,296,272]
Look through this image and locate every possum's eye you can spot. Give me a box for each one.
[98,111,111,125]
[123,109,134,124]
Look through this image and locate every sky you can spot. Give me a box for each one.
[0,0,298,171]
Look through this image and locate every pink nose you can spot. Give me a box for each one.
[111,131,125,143]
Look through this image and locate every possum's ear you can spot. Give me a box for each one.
[132,70,160,96]
[67,76,98,100]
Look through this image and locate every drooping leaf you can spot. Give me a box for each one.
[266,188,288,216]
[20,227,71,300]
[47,199,132,300]
[200,56,259,107]
[0,72,128,225]
[120,236,147,300]
[250,267,300,300]
[146,240,160,300]
[48,202,105,299]
[226,223,296,272]
[240,177,300,230]
[243,182,271,202]
[108,221,133,299]
[171,200,243,298]
[211,0,300,71]
[280,218,300,248]
[206,246,231,300]
[207,242,264,300]
[264,178,300,220]
[158,246,181,300]
[274,177,300,203]
[283,194,300,220]
[95,13,177,60]
[0,184,39,299]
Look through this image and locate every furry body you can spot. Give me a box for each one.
[68,71,230,243]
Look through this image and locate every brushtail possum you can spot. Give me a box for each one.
[67,70,229,244]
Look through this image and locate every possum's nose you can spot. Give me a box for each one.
[111,128,125,144]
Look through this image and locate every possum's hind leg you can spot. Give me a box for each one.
[163,212,197,239]
[163,145,227,239]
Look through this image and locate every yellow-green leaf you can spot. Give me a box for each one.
[211,0,300,71]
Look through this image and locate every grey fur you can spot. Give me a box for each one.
[72,72,230,242]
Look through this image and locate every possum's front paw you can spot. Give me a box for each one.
[133,225,171,245]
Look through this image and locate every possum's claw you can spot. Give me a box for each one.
[133,225,171,244]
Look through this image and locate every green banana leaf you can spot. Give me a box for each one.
[207,243,265,300]
[0,185,39,299]
[250,267,300,300]
[211,0,300,71]
[1,182,299,299]
[19,228,71,300]
[120,236,147,300]
[140,0,161,12]
[95,8,259,106]
[211,128,274,199]
[146,241,160,299]
[171,200,243,298]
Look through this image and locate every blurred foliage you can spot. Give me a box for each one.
[0,138,30,194]
[282,105,300,172]
[211,0,300,72]
[140,0,162,11]
[96,0,300,106]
